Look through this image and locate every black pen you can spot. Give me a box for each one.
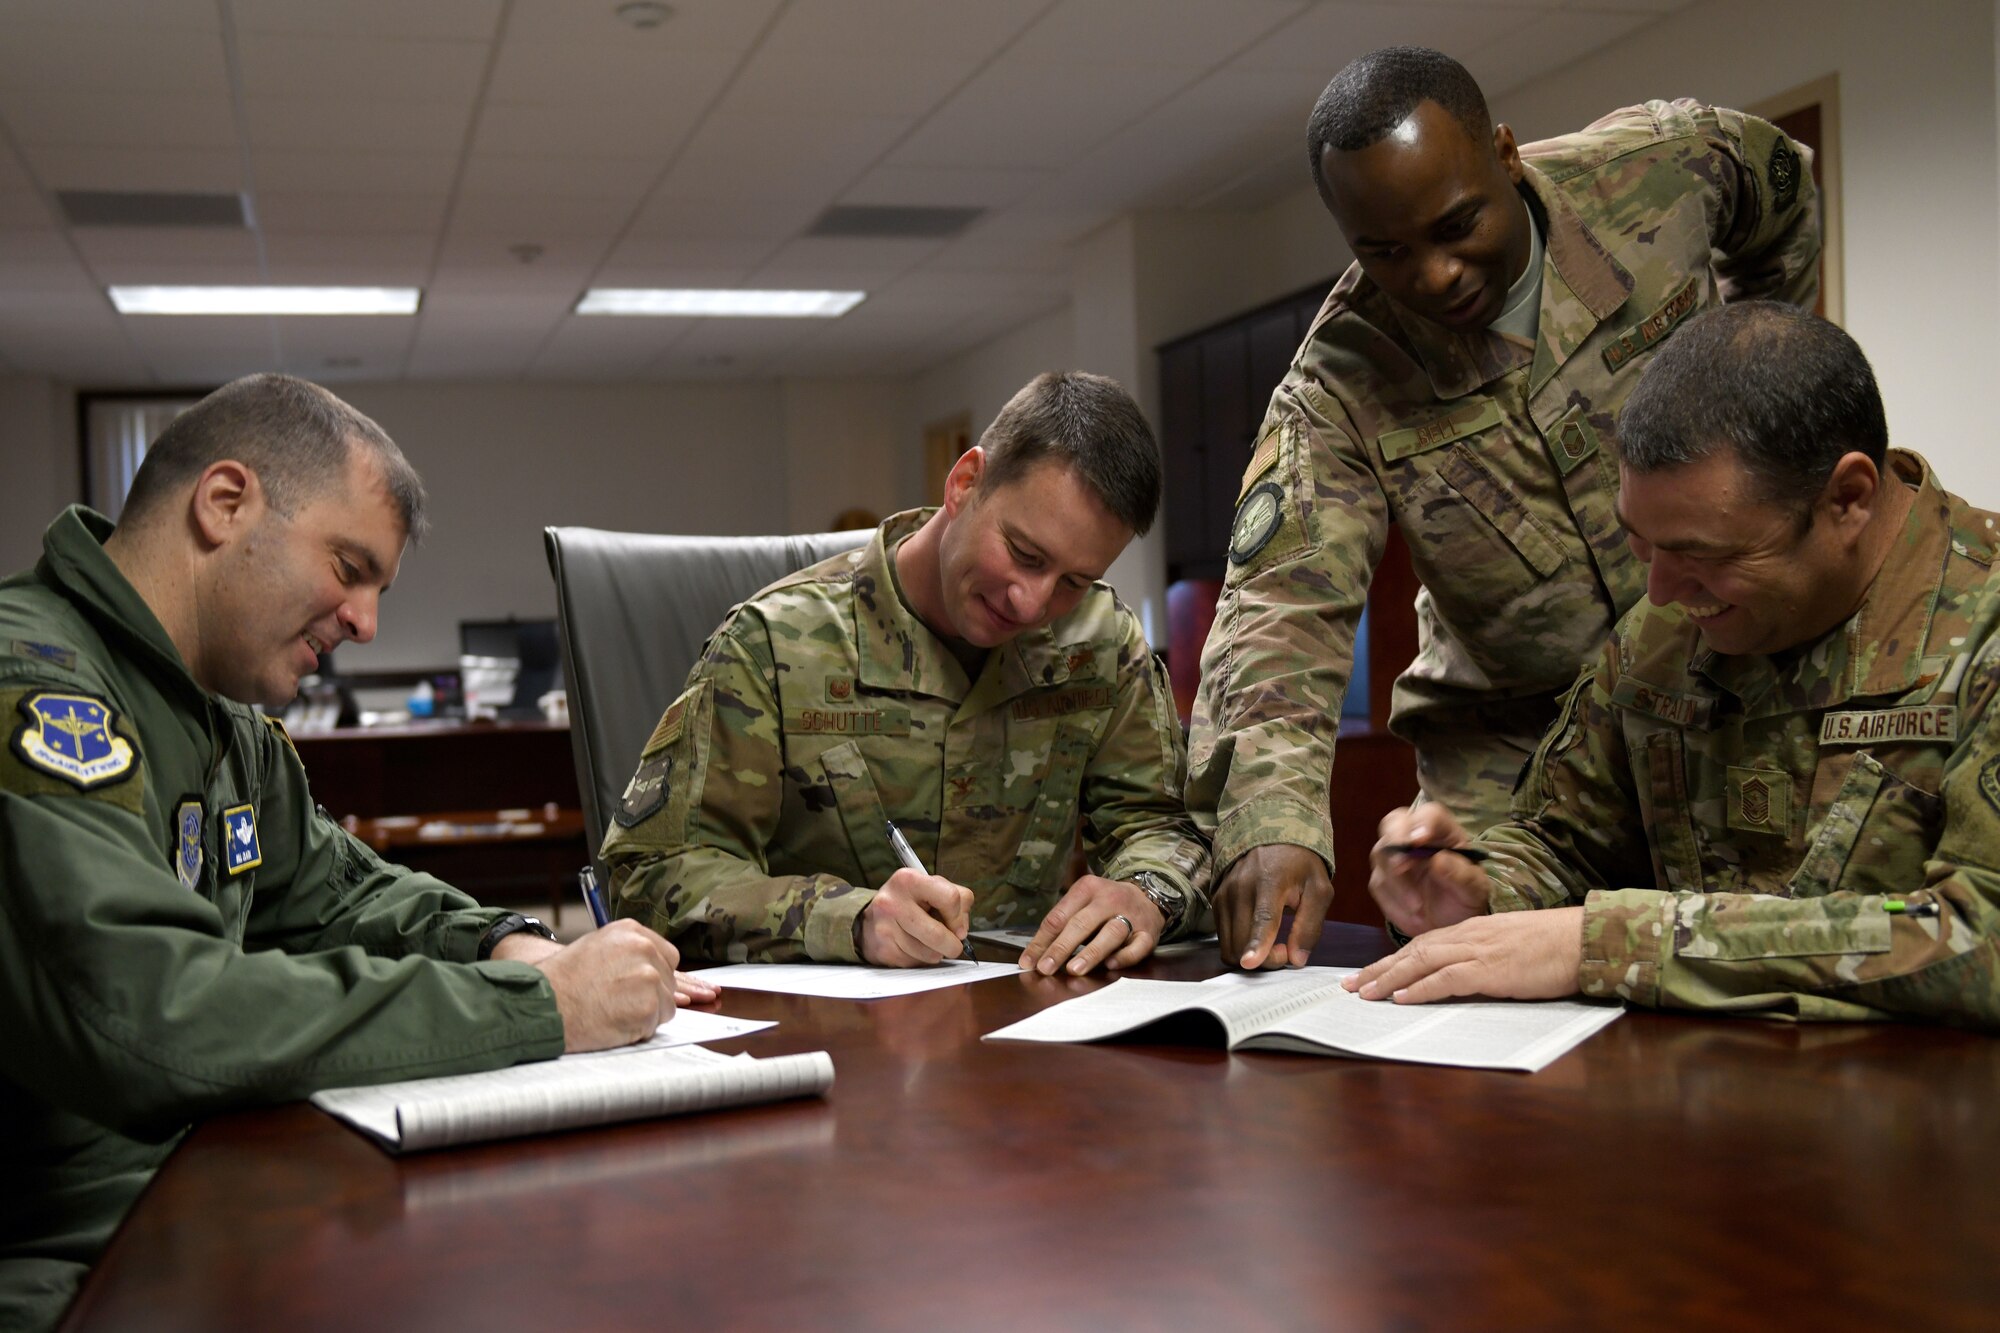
[884,819,976,962]
[1383,843,1495,864]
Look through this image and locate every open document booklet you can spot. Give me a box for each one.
[313,1035,833,1153]
[984,969,1622,1073]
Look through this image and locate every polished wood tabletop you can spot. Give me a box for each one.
[62,926,1998,1332]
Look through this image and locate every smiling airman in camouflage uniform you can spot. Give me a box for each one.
[1189,71,1820,935]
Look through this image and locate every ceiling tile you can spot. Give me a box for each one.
[239,34,493,105]
[446,193,635,239]
[254,192,449,235]
[0,1,217,31]
[505,0,785,50]
[0,90,238,149]
[660,113,911,203]
[258,231,435,268]
[484,42,736,109]
[472,100,699,161]
[1008,0,1308,69]
[622,195,819,243]
[247,97,473,153]
[719,48,976,119]
[70,227,262,265]
[889,58,1200,170]
[233,0,506,40]
[530,315,690,378]
[20,144,243,193]
[1465,9,1655,99]
[1231,2,1536,76]
[756,0,1047,63]
[456,153,657,200]
[0,24,227,95]
[841,165,1052,211]
[0,228,70,263]
[0,193,55,228]
[251,150,459,196]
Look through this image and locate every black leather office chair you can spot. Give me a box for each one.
[544,526,873,865]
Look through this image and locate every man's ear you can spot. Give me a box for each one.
[1819,451,1883,538]
[1494,122,1524,185]
[188,460,259,549]
[942,446,985,518]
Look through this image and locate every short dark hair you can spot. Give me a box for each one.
[1617,302,1888,516]
[121,372,428,541]
[977,371,1160,536]
[1306,46,1491,198]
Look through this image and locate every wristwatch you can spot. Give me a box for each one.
[477,913,559,960]
[1129,872,1186,939]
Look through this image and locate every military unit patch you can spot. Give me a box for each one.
[221,803,261,875]
[1229,482,1285,566]
[616,751,672,827]
[174,798,205,891]
[10,691,136,789]
[1768,136,1801,212]
[1981,754,2000,816]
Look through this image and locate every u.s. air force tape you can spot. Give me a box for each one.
[1229,482,1285,565]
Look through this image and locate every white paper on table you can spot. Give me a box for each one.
[561,1006,776,1061]
[685,959,1020,999]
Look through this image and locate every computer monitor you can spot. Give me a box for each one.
[457,617,563,718]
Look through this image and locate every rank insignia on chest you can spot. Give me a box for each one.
[1726,766,1790,835]
[12,691,136,789]
[174,798,205,891]
[221,803,262,875]
[825,677,854,702]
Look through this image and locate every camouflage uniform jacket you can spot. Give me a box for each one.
[1480,453,2000,1028]
[1188,100,1821,872]
[0,509,564,1331]
[602,509,1209,964]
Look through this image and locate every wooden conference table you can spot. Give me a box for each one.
[63,926,1998,1331]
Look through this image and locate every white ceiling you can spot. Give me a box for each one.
[0,0,1687,386]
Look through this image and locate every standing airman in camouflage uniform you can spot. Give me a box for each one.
[1351,305,1999,1029]
[604,373,1208,974]
[1188,46,1821,969]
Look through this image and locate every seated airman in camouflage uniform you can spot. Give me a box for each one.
[1352,304,2000,1029]
[604,372,1209,975]
[1188,46,1821,971]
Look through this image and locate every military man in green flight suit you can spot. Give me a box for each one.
[603,372,1208,975]
[0,373,709,1330]
[1351,303,1998,1029]
[1188,45,1822,971]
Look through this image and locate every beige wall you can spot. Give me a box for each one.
[780,377,910,535]
[0,375,75,576]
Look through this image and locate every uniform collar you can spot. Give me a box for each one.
[41,506,207,686]
[1695,451,1951,708]
[853,508,1083,706]
[1386,165,1635,401]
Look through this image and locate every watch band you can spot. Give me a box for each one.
[1129,872,1186,939]
[477,913,558,961]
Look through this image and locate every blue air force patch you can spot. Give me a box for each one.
[222,803,262,875]
[11,692,136,789]
[175,799,205,891]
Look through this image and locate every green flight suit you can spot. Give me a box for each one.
[602,509,1209,963]
[1189,100,1822,880]
[1480,453,2000,1026]
[0,509,565,1330]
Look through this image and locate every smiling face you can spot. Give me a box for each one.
[930,452,1132,648]
[196,447,407,707]
[1617,449,1871,658]
[1317,98,1533,331]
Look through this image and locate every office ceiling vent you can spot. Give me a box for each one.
[57,190,247,228]
[805,205,982,239]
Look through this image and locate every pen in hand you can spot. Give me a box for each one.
[1383,843,1495,864]
[883,819,977,962]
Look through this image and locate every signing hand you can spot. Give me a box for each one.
[1368,802,1493,937]
[530,919,682,1052]
[1019,874,1165,976]
[860,867,974,967]
[1341,907,1586,1004]
[1214,843,1332,970]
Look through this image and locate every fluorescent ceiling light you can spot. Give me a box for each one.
[108,286,421,315]
[575,288,865,317]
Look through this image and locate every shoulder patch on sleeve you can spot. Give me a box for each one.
[1767,134,1801,212]
[2,687,145,812]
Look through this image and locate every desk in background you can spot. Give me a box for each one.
[62,926,1998,1330]
[293,720,585,914]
